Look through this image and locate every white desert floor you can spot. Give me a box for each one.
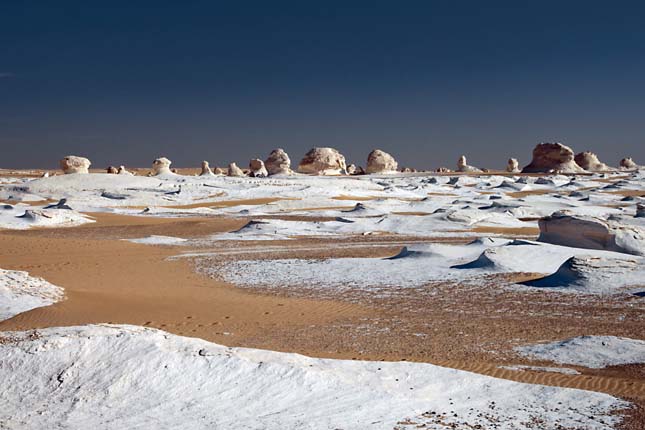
[0,169,644,429]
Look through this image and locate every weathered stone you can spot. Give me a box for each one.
[522,143,585,173]
[59,155,91,174]
[574,151,612,171]
[264,148,292,175]
[366,149,398,174]
[249,159,268,177]
[297,147,347,175]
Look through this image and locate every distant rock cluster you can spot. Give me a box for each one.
[57,142,641,177]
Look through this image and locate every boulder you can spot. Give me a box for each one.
[436,167,451,173]
[506,158,520,173]
[574,151,612,171]
[264,148,292,175]
[456,155,482,173]
[365,149,398,174]
[400,167,417,173]
[59,155,91,174]
[117,166,134,176]
[538,211,645,256]
[214,167,226,175]
[521,143,585,173]
[249,159,268,178]
[227,162,245,177]
[346,164,365,175]
[151,157,173,176]
[200,161,215,176]
[620,157,638,170]
[297,147,347,175]
[106,166,118,174]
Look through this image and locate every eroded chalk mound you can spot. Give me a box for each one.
[538,211,645,256]
[506,158,520,173]
[366,149,398,174]
[574,151,612,172]
[227,162,245,177]
[59,155,91,174]
[151,157,173,176]
[0,324,626,429]
[249,159,268,178]
[456,155,482,173]
[264,148,292,175]
[620,157,638,170]
[521,256,643,293]
[297,147,347,175]
[200,161,215,176]
[521,143,585,174]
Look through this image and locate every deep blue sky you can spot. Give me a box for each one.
[1,1,644,169]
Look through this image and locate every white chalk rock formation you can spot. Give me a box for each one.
[106,166,118,174]
[248,159,268,178]
[456,155,482,173]
[347,164,365,175]
[297,147,347,175]
[59,155,91,174]
[214,167,226,175]
[619,157,638,170]
[117,166,134,176]
[264,148,292,175]
[366,149,398,174]
[227,162,245,177]
[574,151,612,172]
[200,161,215,176]
[522,143,585,173]
[538,211,645,256]
[506,158,520,173]
[436,167,451,173]
[151,157,173,176]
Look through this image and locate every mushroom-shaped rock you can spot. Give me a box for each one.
[620,157,638,170]
[456,155,482,173]
[59,155,91,174]
[537,211,645,256]
[366,149,398,174]
[506,158,520,173]
[574,151,612,172]
[521,143,585,173]
[117,165,134,176]
[106,166,118,174]
[249,159,268,178]
[264,148,292,175]
[227,162,245,177]
[200,161,215,176]
[297,147,347,175]
[151,157,173,176]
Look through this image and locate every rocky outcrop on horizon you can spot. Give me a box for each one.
[264,148,292,175]
[60,155,91,174]
[227,162,245,177]
[249,159,268,177]
[506,158,520,173]
[106,166,118,174]
[620,157,638,170]
[366,149,398,174]
[521,143,586,174]
[151,157,173,176]
[574,151,612,172]
[297,147,347,175]
[456,155,482,173]
[117,165,134,176]
[200,161,215,176]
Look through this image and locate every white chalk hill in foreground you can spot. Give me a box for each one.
[0,325,625,429]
